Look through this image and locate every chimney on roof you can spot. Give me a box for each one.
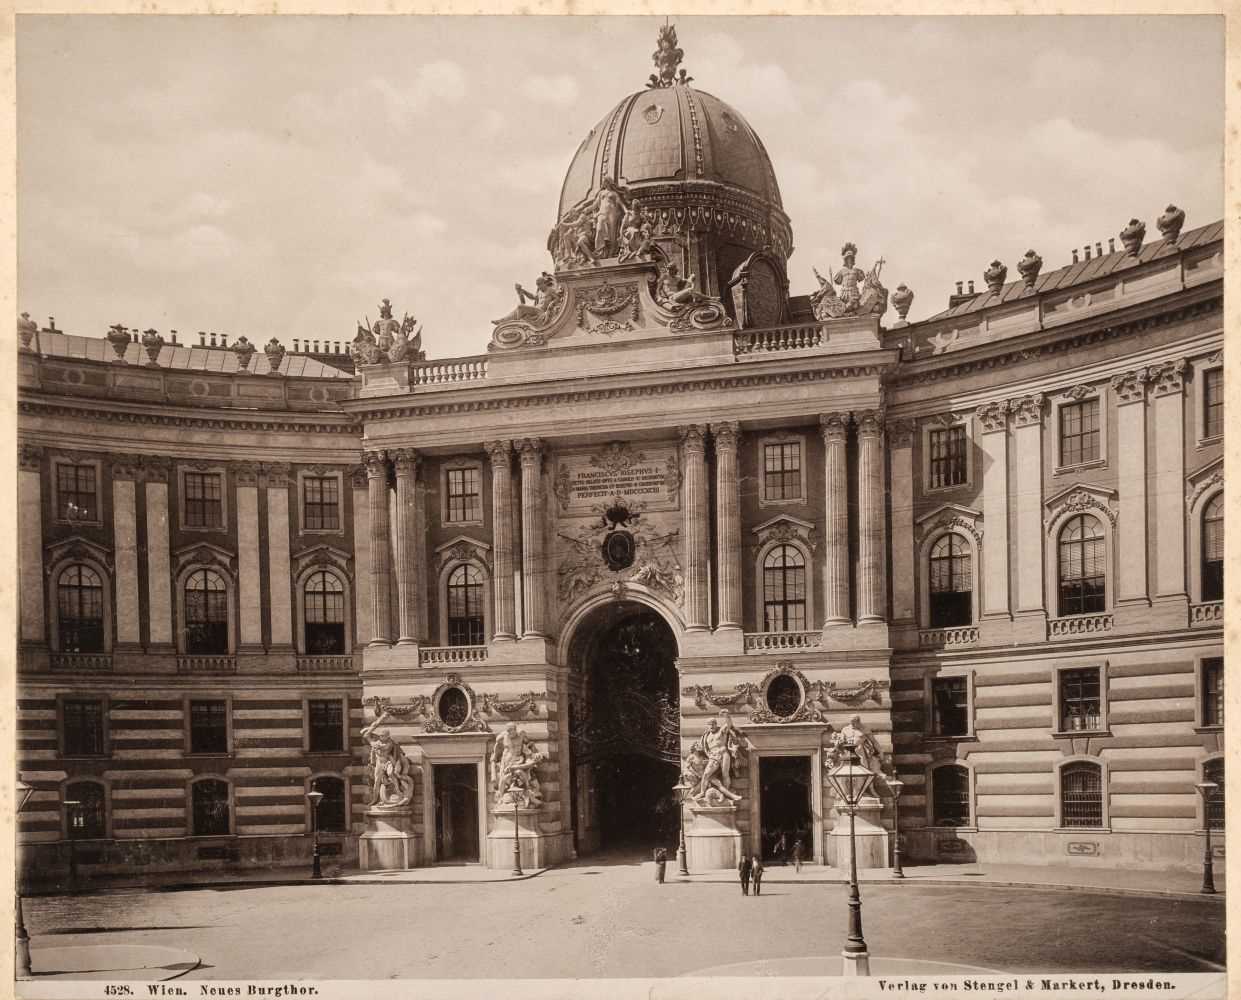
[1108,238,1116,254]
[955,281,963,295]
[1095,242,1103,258]
[199,331,206,346]
[334,341,341,354]
[209,332,217,347]
[131,331,138,343]
[1072,249,1079,264]
[1084,246,1092,261]
[170,330,178,344]
[967,280,975,294]
[293,338,300,353]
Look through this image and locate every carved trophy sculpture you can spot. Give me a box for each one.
[361,709,417,810]
[646,22,692,89]
[490,272,566,349]
[649,262,732,332]
[680,711,751,807]
[811,243,889,321]
[492,723,547,808]
[349,298,424,367]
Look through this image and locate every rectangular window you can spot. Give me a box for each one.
[1060,763,1103,828]
[1059,398,1101,467]
[1202,657,1224,728]
[1204,368,1224,439]
[928,426,968,490]
[189,699,229,754]
[303,477,341,531]
[184,472,224,529]
[446,468,482,523]
[63,698,105,756]
[931,676,969,737]
[1059,668,1102,732]
[307,699,344,753]
[57,463,98,521]
[763,443,802,502]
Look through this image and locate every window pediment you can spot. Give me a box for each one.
[751,514,815,548]
[173,541,237,574]
[1186,457,1223,510]
[46,535,113,573]
[1043,484,1117,532]
[435,535,493,570]
[293,543,353,579]
[915,504,982,544]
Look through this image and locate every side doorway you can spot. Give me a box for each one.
[433,763,480,864]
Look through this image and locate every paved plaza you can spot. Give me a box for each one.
[21,854,1225,981]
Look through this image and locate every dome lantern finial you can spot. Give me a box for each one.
[646,22,692,89]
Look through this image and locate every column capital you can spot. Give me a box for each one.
[109,453,143,480]
[819,412,849,444]
[139,455,171,483]
[392,448,420,476]
[679,424,707,453]
[1110,367,1151,404]
[484,439,512,465]
[516,437,545,465]
[1150,358,1188,396]
[259,461,292,488]
[710,421,740,450]
[350,464,368,489]
[235,461,261,487]
[975,400,1010,434]
[852,408,885,437]
[886,418,916,449]
[363,451,389,479]
[1009,393,1045,428]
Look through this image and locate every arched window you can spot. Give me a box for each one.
[1057,514,1106,616]
[191,778,231,836]
[310,775,347,834]
[1059,761,1103,828]
[447,564,485,646]
[763,545,806,632]
[931,765,970,827]
[304,571,345,654]
[1202,494,1224,602]
[1204,758,1224,830]
[64,781,107,840]
[185,569,228,655]
[929,534,972,628]
[57,565,105,653]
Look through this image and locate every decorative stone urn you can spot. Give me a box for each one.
[1157,204,1186,244]
[263,337,285,375]
[231,335,256,371]
[1016,250,1043,289]
[105,324,131,362]
[18,312,39,352]
[890,284,914,326]
[1119,218,1146,256]
[140,329,164,367]
[982,260,1008,293]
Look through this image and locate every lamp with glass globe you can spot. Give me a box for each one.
[826,743,876,976]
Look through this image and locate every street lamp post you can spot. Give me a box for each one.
[62,799,81,890]
[306,789,324,880]
[15,778,35,979]
[1196,780,1218,895]
[511,799,523,877]
[673,781,691,876]
[889,778,905,879]
[827,743,877,977]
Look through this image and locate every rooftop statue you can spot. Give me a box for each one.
[646,23,692,89]
[617,207,663,265]
[492,272,565,331]
[350,298,423,367]
[652,262,712,310]
[551,178,634,268]
[811,243,889,321]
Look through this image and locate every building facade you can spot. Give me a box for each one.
[15,32,1225,881]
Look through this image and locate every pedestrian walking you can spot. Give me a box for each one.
[738,854,752,895]
[773,832,788,864]
[751,855,765,895]
[654,847,667,884]
[792,838,803,874]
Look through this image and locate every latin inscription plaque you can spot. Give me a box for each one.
[553,442,680,515]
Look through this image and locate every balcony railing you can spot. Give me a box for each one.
[176,655,238,674]
[420,645,489,665]
[296,655,356,673]
[733,323,825,357]
[412,357,488,386]
[1047,613,1113,638]
[743,631,823,652]
[50,652,112,672]
[918,627,979,649]
[1189,601,1223,627]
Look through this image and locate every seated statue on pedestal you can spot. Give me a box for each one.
[492,723,546,808]
[361,709,417,810]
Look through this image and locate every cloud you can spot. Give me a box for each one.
[367,60,468,125]
[495,153,567,195]
[520,74,580,107]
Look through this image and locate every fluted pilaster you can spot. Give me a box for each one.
[485,440,517,641]
[820,413,851,627]
[855,409,887,624]
[365,451,393,646]
[392,448,420,645]
[518,438,547,639]
[680,425,710,630]
[712,421,742,630]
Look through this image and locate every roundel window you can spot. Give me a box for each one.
[437,687,470,728]
[766,675,803,719]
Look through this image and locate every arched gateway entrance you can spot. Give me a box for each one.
[568,601,681,857]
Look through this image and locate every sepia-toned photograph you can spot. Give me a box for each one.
[10,11,1229,997]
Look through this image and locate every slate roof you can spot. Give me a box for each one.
[922,221,1223,323]
[31,332,353,379]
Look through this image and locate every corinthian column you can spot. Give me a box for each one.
[392,448,420,645]
[712,422,742,631]
[365,451,393,646]
[855,409,887,625]
[518,438,547,639]
[680,425,710,631]
[820,413,851,628]
[485,440,516,641]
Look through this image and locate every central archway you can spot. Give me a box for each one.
[568,601,681,858]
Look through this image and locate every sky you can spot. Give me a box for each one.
[17,15,1225,360]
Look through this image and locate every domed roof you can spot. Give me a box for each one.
[557,84,785,220]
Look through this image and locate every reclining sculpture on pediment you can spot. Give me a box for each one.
[647,262,733,332]
[490,272,567,349]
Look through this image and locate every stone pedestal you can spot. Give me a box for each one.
[685,804,743,871]
[486,806,551,870]
[359,807,419,871]
[826,797,889,870]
